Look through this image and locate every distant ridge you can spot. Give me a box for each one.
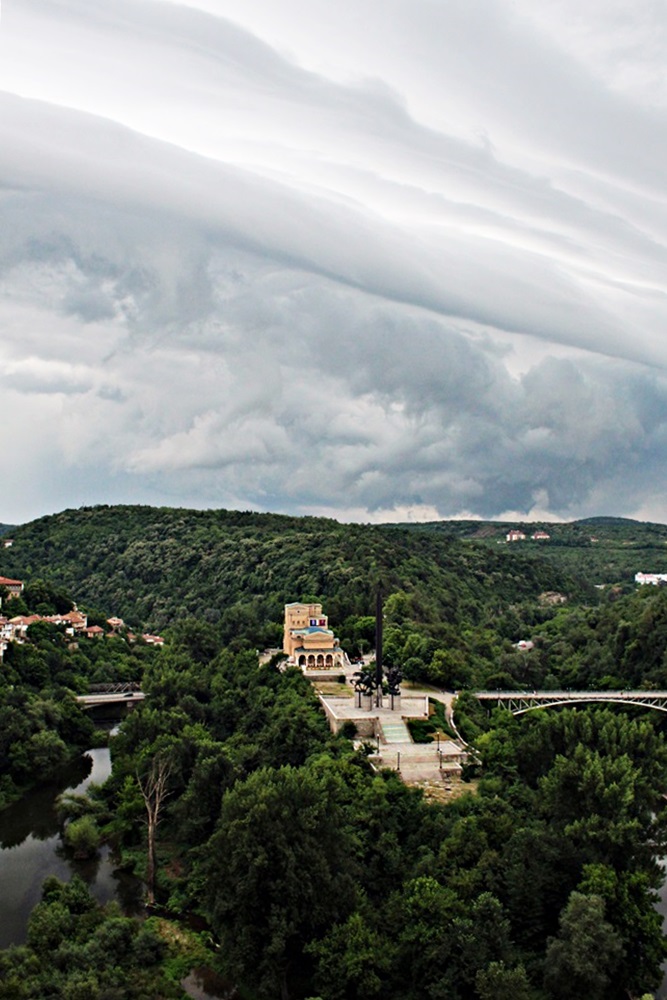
[575,515,660,526]
[0,503,584,635]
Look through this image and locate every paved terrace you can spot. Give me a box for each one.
[317,689,466,790]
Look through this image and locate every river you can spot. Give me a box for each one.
[0,742,143,948]
[0,735,232,999]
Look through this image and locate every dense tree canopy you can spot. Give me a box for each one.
[4,506,667,998]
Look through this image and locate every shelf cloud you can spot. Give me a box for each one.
[2,0,667,523]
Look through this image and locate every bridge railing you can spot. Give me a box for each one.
[87,682,141,694]
[473,690,667,715]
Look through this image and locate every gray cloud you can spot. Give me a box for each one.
[1,0,667,523]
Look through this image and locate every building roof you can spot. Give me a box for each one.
[0,576,23,586]
[294,646,339,655]
[291,626,334,636]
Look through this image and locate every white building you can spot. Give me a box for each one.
[635,572,667,586]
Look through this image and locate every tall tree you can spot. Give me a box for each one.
[543,892,623,1000]
[137,754,172,906]
[199,760,358,1000]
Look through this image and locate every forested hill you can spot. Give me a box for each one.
[1,504,588,641]
[403,515,667,585]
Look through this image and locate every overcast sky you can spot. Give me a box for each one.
[1,0,667,526]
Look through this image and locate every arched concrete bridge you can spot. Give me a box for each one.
[475,690,667,715]
[76,685,145,709]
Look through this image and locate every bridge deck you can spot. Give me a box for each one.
[475,690,667,714]
[76,692,146,707]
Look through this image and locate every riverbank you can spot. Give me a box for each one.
[0,743,143,949]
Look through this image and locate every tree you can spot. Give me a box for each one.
[63,816,101,859]
[543,892,623,1000]
[200,760,358,1000]
[475,961,535,1000]
[307,910,392,1000]
[137,754,173,906]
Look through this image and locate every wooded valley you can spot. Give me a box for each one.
[2,505,667,999]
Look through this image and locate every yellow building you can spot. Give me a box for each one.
[283,602,345,670]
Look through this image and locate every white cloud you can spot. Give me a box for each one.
[1,0,667,524]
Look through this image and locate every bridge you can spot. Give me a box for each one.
[76,684,145,709]
[475,690,667,715]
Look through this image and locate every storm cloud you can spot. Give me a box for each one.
[1,0,667,523]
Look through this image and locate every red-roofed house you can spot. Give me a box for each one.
[84,625,105,640]
[8,615,42,638]
[0,576,24,598]
[142,633,164,647]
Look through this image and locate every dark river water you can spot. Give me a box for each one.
[0,743,143,949]
[0,734,232,999]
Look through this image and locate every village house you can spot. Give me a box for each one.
[84,625,105,640]
[635,572,667,586]
[7,614,42,639]
[506,530,526,542]
[142,633,165,646]
[0,618,12,659]
[0,576,24,599]
[283,602,345,670]
[531,530,550,541]
[43,609,88,634]
[0,589,164,653]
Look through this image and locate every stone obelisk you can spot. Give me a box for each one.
[375,585,383,707]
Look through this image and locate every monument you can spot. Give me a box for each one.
[352,585,402,712]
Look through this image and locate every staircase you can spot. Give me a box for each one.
[379,718,412,744]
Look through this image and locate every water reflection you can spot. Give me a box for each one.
[0,740,143,949]
[0,755,92,849]
[182,967,237,1000]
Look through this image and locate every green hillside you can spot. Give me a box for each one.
[0,505,592,632]
[403,515,667,586]
[0,504,594,684]
[8,505,667,693]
